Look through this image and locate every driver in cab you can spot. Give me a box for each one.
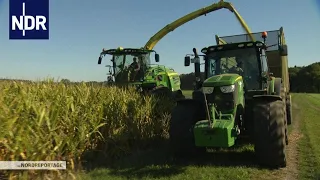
[130,57,140,71]
[129,57,141,81]
[230,57,244,75]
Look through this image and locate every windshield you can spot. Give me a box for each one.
[206,47,260,90]
[113,53,151,83]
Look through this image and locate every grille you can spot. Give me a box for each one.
[205,87,234,114]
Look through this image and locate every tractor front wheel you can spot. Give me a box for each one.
[253,98,287,168]
[169,101,206,156]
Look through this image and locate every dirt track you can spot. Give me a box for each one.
[273,102,301,180]
[283,102,302,180]
[251,101,302,180]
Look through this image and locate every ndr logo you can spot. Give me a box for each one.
[9,0,49,40]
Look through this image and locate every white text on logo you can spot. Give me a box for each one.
[11,2,47,36]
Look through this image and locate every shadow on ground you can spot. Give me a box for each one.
[80,138,265,179]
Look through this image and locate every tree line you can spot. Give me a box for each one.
[180,62,320,93]
[2,62,319,93]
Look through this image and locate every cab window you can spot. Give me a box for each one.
[261,49,268,73]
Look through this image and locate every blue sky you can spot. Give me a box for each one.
[0,0,320,81]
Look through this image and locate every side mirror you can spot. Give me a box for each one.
[155,53,160,62]
[192,48,198,57]
[184,56,191,66]
[280,45,288,56]
[98,56,102,64]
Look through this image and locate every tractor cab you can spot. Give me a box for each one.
[98,47,160,85]
[185,41,273,93]
[201,41,268,91]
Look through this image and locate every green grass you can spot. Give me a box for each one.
[182,90,193,98]
[78,139,279,179]
[78,144,265,180]
[294,93,320,180]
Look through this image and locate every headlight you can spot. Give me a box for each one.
[202,87,214,94]
[220,85,235,93]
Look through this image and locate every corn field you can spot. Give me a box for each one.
[0,79,175,179]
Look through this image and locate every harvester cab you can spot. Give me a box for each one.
[98,47,157,83]
[170,30,290,169]
[98,47,183,98]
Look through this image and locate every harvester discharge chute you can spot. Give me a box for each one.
[170,28,291,169]
[97,0,255,99]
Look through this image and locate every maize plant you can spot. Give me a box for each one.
[0,79,174,179]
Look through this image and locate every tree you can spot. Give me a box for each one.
[180,62,320,93]
[60,79,71,84]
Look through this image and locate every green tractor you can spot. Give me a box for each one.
[98,47,184,99]
[169,30,290,168]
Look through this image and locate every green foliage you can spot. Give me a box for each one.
[294,94,320,179]
[0,80,175,179]
[289,62,320,93]
[179,62,320,93]
[179,72,205,90]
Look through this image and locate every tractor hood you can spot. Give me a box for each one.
[203,74,241,87]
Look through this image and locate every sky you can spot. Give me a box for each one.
[0,0,320,82]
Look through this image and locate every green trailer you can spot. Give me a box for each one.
[169,28,291,168]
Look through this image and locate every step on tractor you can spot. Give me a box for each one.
[169,27,292,168]
[98,47,183,99]
[97,0,254,99]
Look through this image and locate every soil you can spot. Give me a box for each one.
[283,102,302,180]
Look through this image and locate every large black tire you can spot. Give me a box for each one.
[281,88,289,145]
[253,98,287,168]
[151,86,173,99]
[169,100,206,156]
[274,78,288,145]
[286,94,292,125]
[173,90,185,100]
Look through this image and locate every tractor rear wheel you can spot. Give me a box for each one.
[169,101,206,156]
[286,94,292,125]
[253,98,287,168]
[274,78,289,145]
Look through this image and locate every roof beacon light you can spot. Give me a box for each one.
[262,31,267,38]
